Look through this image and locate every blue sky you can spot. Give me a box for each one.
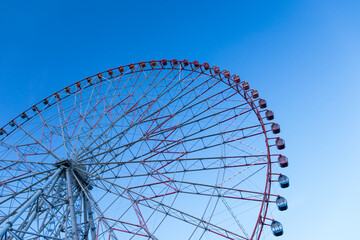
[1,1,360,239]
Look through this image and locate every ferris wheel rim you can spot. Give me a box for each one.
[0,59,276,239]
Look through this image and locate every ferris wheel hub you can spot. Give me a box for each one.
[54,160,92,189]
[54,159,72,168]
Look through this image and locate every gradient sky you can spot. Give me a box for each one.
[1,1,360,239]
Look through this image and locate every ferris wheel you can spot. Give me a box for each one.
[0,59,290,239]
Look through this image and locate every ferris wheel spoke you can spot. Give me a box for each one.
[180,124,263,145]
[126,191,160,240]
[176,102,250,134]
[90,187,154,237]
[0,167,57,187]
[69,74,136,160]
[77,154,272,179]
[0,155,44,182]
[77,104,256,169]
[30,106,75,158]
[87,73,218,156]
[84,99,154,172]
[72,102,144,169]
[138,197,248,240]
[141,76,223,134]
[76,70,209,163]
[70,88,122,160]
[132,128,263,167]
[85,133,267,178]
[0,158,54,166]
[91,157,270,182]
[76,97,169,168]
[84,112,178,179]
[139,104,252,153]
[83,91,187,169]
[13,124,62,162]
[0,162,54,184]
[73,65,176,160]
[77,154,271,166]
[94,176,269,204]
[89,167,252,240]
[224,166,267,197]
[68,77,103,160]
[85,89,250,163]
[144,82,231,137]
[172,180,274,203]
[102,217,154,239]
[0,169,58,208]
[172,85,235,122]
[54,97,77,160]
[87,173,246,240]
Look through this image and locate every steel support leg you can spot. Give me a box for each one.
[83,192,89,240]
[0,168,63,238]
[85,197,97,240]
[18,171,62,238]
[66,169,79,239]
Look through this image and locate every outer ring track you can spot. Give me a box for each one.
[0,59,273,239]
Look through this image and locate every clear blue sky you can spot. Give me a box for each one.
[1,1,360,239]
